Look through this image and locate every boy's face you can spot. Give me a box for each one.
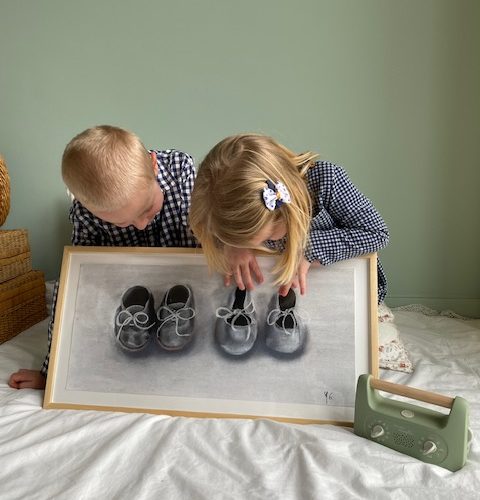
[93,153,164,230]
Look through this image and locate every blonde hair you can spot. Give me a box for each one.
[62,125,155,211]
[190,134,318,286]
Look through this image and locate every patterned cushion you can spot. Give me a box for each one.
[378,304,414,373]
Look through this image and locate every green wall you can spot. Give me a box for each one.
[1,1,479,316]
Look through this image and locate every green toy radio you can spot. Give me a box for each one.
[354,374,471,472]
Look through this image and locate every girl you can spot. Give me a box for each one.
[190,134,389,302]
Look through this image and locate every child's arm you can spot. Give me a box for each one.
[38,280,58,380]
[8,280,57,390]
[306,164,389,265]
[8,203,95,390]
[36,207,93,382]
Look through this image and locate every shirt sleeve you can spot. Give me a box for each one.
[305,164,389,265]
[151,149,198,248]
[40,280,59,376]
[172,151,197,247]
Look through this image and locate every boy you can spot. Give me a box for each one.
[8,125,197,389]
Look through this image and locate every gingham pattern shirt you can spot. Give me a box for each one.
[267,161,389,303]
[41,149,196,375]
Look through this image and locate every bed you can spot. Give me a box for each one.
[1,295,479,499]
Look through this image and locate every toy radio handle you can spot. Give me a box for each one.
[370,378,454,409]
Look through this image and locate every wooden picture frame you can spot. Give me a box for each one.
[44,247,378,425]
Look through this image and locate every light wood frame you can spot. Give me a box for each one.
[44,247,378,425]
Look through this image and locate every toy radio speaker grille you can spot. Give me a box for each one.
[353,374,470,472]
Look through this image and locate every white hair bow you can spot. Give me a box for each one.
[262,180,291,211]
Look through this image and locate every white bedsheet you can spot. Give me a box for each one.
[1,311,479,499]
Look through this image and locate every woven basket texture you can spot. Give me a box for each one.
[0,251,32,284]
[0,270,47,344]
[0,229,30,259]
[0,155,10,226]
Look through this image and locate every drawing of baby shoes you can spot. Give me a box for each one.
[265,289,306,354]
[215,287,257,356]
[114,286,156,352]
[156,285,195,351]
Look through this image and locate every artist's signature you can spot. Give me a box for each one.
[324,391,334,405]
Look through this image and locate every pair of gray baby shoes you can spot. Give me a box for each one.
[114,285,195,352]
[215,287,307,356]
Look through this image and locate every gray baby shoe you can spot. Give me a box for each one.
[215,287,257,356]
[114,286,156,351]
[156,285,195,351]
[265,289,306,354]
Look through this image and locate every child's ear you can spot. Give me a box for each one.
[150,152,159,175]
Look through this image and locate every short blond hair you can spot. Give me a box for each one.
[62,125,155,211]
[190,134,318,286]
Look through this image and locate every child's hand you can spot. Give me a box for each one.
[279,258,311,296]
[8,369,46,390]
[224,246,264,291]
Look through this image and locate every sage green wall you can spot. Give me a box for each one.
[1,1,479,316]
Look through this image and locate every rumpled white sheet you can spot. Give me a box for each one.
[1,312,479,500]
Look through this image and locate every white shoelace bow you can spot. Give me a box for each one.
[266,307,299,335]
[115,310,155,341]
[157,305,196,337]
[216,300,256,341]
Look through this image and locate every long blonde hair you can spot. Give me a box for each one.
[190,134,318,285]
[62,125,154,211]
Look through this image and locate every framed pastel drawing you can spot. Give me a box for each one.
[44,247,378,425]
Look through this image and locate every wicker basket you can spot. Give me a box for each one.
[0,229,30,259]
[0,270,47,344]
[0,251,32,284]
[0,155,10,227]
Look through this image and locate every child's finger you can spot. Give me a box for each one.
[8,372,29,388]
[233,268,245,291]
[249,258,264,284]
[298,259,311,296]
[241,264,255,291]
[18,380,36,389]
[8,373,23,384]
[299,274,307,295]
[8,377,20,388]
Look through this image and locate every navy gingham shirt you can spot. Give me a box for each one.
[266,161,389,303]
[41,149,196,375]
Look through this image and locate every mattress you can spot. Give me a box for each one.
[1,310,479,499]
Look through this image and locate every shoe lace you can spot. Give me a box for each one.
[266,307,298,335]
[215,300,256,341]
[115,310,155,341]
[157,305,196,337]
